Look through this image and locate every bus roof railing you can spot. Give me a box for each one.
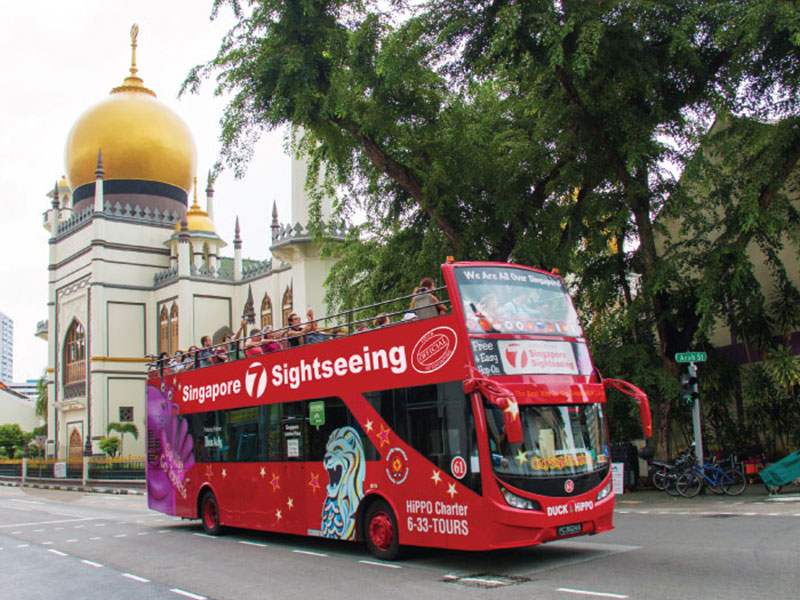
[146,285,451,376]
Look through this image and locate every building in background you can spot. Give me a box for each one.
[8,379,40,401]
[0,312,13,384]
[0,381,40,432]
[40,29,343,460]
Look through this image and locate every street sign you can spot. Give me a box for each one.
[675,351,707,363]
[309,400,325,428]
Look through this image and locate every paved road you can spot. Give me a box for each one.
[2,485,799,599]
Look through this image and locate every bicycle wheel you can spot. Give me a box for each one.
[722,468,747,496]
[664,472,682,496]
[652,470,667,491]
[705,468,726,494]
[677,471,703,497]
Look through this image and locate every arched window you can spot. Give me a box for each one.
[170,303,179,353]
[261,295,273,329]
[63,319,86,386]
[282,286,293,328]
[159,306,170,354]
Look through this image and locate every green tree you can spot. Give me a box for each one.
[0,424,28,458]
[98,436,121,458]
[35,375,48,422]
[189,0,800,454]
[106,422,139,456]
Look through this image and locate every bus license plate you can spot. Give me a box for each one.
[557,523,582,537]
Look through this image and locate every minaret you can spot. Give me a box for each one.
[177,216,190,277]
[93,149,105,213]
[48,181,60,238]
[205,171,215,222]
[271,200,279,243]
[233,216,242,282]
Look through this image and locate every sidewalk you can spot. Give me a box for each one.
[0,477,145,496]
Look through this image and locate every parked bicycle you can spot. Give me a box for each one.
[675,455,747,498]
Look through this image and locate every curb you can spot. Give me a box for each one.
[0,479,145,496]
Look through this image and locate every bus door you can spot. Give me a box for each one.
[277,410,308,534]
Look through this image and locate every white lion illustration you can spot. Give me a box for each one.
[320,427,365,540]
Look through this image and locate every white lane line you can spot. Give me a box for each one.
[42,541,53,545]
[66,539,77,543]
[48,549,68,557]
[359,560,402,569]
[0,517,96,529]
[137,532,148,536]
[0,505,33,512]
[114,534,128,538]
[158,530,171,534]
[192,533,216,539]
[17,544,30,548]
[74,525,84,529]
[33,529,45,532]
[95,523,106,527]
[169,589,207,600]
[239,541,268,547]
[292,549,328,557]
[122,573,150,583]
[90,537,101,541]
[12,531,22,534]
[9,499,45,505]
[81,559,103,568]
[557,588,628,599]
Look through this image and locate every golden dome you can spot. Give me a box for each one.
[64,27,197,193]
[175,181,216,233]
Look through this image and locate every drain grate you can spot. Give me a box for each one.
[442,573,532,588]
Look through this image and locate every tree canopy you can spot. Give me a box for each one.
[188,0,800,454]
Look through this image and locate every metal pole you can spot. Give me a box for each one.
[690,362,704,467]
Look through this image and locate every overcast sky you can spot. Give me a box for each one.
[0,1,293,382]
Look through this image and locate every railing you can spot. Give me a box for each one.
[88,456,146,480]
[147,286,451,376]
[0,460,22,477]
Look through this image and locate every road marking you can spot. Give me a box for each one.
[90,537,101,541]
[48,549,68,557]
[74,525,84,529]
[169,589,207,600]
[34,529,45,532]
[137,532,148,536]
[158,530,171,534]
[0,505,33,512]
[12,530,22,534]
[115,534,128,538]
[0,517,96,529]
[359,560,402,569]
[66,539,77,543]
[17,544,30,548]
[9,499,45,505]
[81,560,103,568]
[122,573,150,583]
[557,588,628,598]
[192,533,216,539]
[239,541,268,547]
[42,541,53,545]
[292,549,328,557]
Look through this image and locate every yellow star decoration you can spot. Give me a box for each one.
[515,449,528,465]
[221,468,227,479]
[431,469,442,486]
[260,466,266,478]
[275,509,282,521]
[504,398,520,421]
[364,419,373,432]
[447,482,458,499]
[270,473,281,491]
[287,497,294,510]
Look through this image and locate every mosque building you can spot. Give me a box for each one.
[41,29,342,460]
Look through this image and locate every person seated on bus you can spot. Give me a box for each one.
[168,350,185,372]
[501,290,537,318]
[154,351,170,373]
[260,325,281,353]
[410,277,447,319]
[213,336,230,363]
[373,313,390,328]
[198,335,215,367]
[287,309,317,347]
[185,346,200,370]
[244,329,264,357]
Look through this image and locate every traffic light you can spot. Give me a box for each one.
[680,365,699,404]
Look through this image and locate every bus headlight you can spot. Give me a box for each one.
[500,485,541,511]
[596,479,613,502]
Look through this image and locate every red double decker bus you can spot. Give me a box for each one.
[146,260,650,559]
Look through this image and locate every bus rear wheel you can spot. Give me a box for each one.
[364,500,400,561]
[201,491,221,535]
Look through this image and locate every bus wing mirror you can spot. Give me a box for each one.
[464,370,523,444]
[602,378,652,438]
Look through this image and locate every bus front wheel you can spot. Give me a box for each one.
[364,500,400,561]
[201,491,221,535]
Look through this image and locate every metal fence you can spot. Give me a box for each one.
[0,457,145,481]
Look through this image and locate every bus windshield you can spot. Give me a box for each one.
[485,402,609,488]
[455,265,582,337]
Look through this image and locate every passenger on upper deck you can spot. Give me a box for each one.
[373,313,390,328]
[199,336,215,367]
[244,329,264,357]
[287,309,317,347]
[410,277,447,319]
